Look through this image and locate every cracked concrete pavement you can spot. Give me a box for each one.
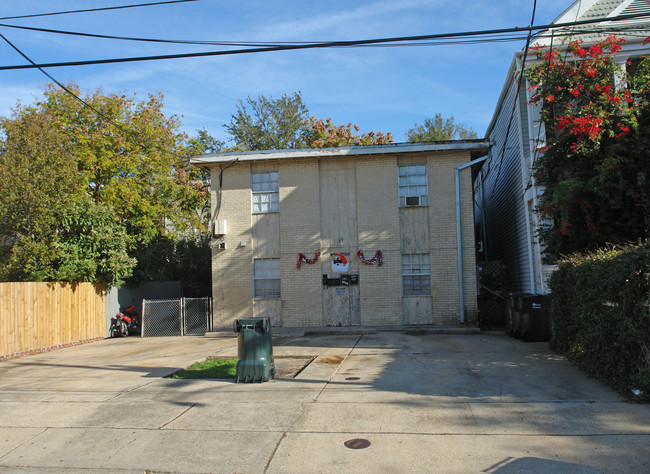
[1,331,649,473]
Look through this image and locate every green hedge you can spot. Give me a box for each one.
[549,240,650,401]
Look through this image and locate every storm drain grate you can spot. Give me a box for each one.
[344,438,371,449]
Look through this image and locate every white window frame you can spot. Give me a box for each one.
[253,258,281,299]
[398,164,428,207]
[251,171,279,214]
[401,253,431,296]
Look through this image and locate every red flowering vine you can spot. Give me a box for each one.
[296,250,321,269]
[524,35,650,259]
[357,249,383,266]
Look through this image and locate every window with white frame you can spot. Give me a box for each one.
[253,258,281,299]
[398,164,428,207]
[251,171,279,213]
[401,253,431,296]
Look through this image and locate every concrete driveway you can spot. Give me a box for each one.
[0,332,648,473]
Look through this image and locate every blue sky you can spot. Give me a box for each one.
[0,0,571,144]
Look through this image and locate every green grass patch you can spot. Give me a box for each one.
[170,357,237,379]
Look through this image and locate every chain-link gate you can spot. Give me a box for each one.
[184,297,211,335]
[141,297,212,337]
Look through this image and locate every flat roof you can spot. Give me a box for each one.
[190,140,491,166]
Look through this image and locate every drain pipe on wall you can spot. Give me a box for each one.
[455,156,488,324]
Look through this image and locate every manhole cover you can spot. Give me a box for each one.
[344,438,371,450]
[345,376,360,380]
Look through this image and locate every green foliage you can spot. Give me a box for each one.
[0,83,210,287]
[405,113,478,142]
[224,92,309,150]
[129,234,211,296]
[525,36,650,260]
[170,357,237,379]
[0,106,82,243]
[1,197,135,286]
[549,240,650,400]
[187,128,224,155]
[45,197,135,286]
[32,83,207,245]
[302,117,394,147]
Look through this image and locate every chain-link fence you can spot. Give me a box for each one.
[141,297,211,337]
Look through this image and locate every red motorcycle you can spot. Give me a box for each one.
[110,305,140,337]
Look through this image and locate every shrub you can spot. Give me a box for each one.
[549,240,650,400]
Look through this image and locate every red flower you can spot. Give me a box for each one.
[574,48,586,58]
[570,88,581,97]
[588,45,603,58]
[644,37,650,45]
[545,94,555,103]
[585,67,597,78]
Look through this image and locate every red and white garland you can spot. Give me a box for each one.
[296,250,321,269]
[357,249,383,266]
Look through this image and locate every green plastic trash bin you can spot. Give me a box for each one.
[233,317,275,383]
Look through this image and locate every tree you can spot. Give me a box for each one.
[224,92,309,151]
[38,196,135,286]
[188,128,224,155]
[302,117,393,147]
[406,113,478,142]
[525,35,649,260]
[33,84,206,245]
[0,83,209,287]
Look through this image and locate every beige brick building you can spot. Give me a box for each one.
[191,141,489,330]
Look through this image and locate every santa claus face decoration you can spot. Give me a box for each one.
[331,253,349,273]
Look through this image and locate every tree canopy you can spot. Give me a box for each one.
[0,83,209,286]
[525,35,649,259]
[224,92,394,150]
[224,92,309,151]
[302,117,393,147]
[406,113,478,142]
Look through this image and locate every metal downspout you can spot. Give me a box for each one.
[455,156,488,324]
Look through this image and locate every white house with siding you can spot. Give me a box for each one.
[476,0,650,295]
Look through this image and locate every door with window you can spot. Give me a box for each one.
[401,253,433,325]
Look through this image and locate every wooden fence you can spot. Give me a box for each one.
[0,282,106,360]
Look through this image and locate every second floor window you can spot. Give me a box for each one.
[252,171,279,213]
[398,164,428,207]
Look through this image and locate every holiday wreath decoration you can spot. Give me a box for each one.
[296,250,321,269]
[357,249,383,266]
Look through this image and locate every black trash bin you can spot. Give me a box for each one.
[232,317,275,383]
[519,295,550,342]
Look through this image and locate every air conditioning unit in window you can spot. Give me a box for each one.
[405,196,420,206]
[213,220,227,237]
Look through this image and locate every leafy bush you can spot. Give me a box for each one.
[549,240,650,400]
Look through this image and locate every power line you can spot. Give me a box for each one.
[0,0,198,21]
[0,33,133,138]
[5,21,645,49]
[483,0,538,206]
[1,12,650,71]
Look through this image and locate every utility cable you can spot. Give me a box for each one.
[0,33,133,139]
[483,0,538,206]
[4,21,642,48]
[1,12,649,71]
[0,0,198,21]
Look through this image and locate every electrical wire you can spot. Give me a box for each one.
[483,0,538,207]
[0,0,198,21]
[1,12,650,71]
[0,33,133,139]
[3,21,647,50]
